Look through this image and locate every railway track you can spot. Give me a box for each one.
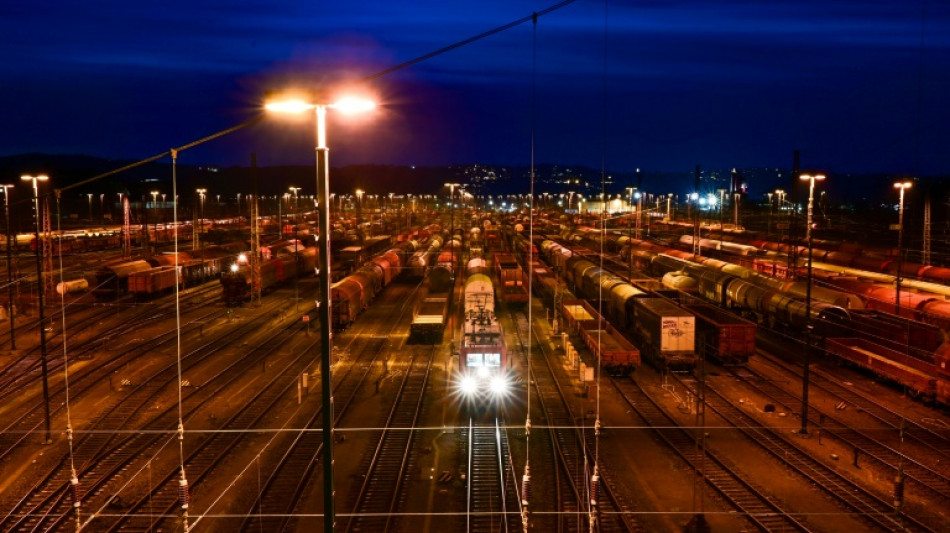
[100,315,322,532]
[612,377,813,533]
[726,361,950,504]
[756,349,950,471]
[518,311,639,532]
[0,294,294,532]
[0,282,221,405]
[343,346,434,532]
[462,417,521,532]
[238,282,418,532]
[0,284,224,464]
[677,372,940,533]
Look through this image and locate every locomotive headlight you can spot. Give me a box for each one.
[460,376,478,396]
[489,376,509,397]
[230,263,239,273]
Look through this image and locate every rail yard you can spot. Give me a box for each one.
[1,198,949,533]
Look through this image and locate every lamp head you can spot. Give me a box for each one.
[893,181,912,190]
[800,173,826,182]
[21,174,49,183]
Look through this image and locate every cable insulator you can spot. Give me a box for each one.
[594,418,602,437]
[525,417,531,436]
[178,422,185,441]
[70,474,81,509]
[893,474,905,507]
[521,472,531,507]
[66,424,73,443]
[179,477,190,510]
[590,474,600,507]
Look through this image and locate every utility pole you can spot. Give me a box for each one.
[0,184,15,350]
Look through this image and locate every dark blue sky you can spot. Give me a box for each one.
[3,0,949,176]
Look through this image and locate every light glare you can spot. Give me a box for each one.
[331,97,375,115]
[265,100,315,114]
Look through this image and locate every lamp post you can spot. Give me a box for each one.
[444,183,460,272]
[894,180,912,317]
[625,187,636,280]
[289,186,302,311]
[195,188,207,251]
[151,191,159,251]
[21,174,52,444]
[767,192,774,235]
[717,189,726,250]
[635,192,643,240]
[0,184,15,350]
[799,173,826,435]
[733,192,741,228]
[266,95,374,531]
[87,193,93,222]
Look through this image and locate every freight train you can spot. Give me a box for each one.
[536,243,699,371]
[330,239,420,330]
[457,259,511,406]
[551,234,950,405]
[96,245,241,301]
[220,243,317,306]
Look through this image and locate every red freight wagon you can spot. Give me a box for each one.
[683,303,757,366]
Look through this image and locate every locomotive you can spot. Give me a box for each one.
[457,259,510,406]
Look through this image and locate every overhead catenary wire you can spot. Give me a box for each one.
[54,194,82,531]
[520,11,538,533]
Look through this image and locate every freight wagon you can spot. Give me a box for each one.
[559,299,639,376]
[683,303,757,366]
[409,291,450,344]
[824,338,937,402]
[494,252,529,305]
[128,266,180,298]
[628,298,696,371]
[94,260,154,300]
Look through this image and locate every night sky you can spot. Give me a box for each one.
[3,0,949,177]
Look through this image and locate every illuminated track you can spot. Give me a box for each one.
[722,356,950,514]
[0,283,223,465]
[238,282,418,532]
[463,417,520,532]
[518,311,639,532]
[1,293,296,532]
[670,372,940,533]
[343,346,435,533]
[612,377,814,533]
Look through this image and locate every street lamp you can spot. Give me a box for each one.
[733,192,741,228]
[21,174,52,444]
[799,172,826,435]
[634,192,643,240]
[87,193,93,222]
[0,184,15,350]
[689,192,700,255]
[444,183,460,271]
[894,180,912,317]
[289,186,302,311]
[717,189,726,250]
[265,93,375,531]
[195,188,207,251]
[151,191,159,252]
